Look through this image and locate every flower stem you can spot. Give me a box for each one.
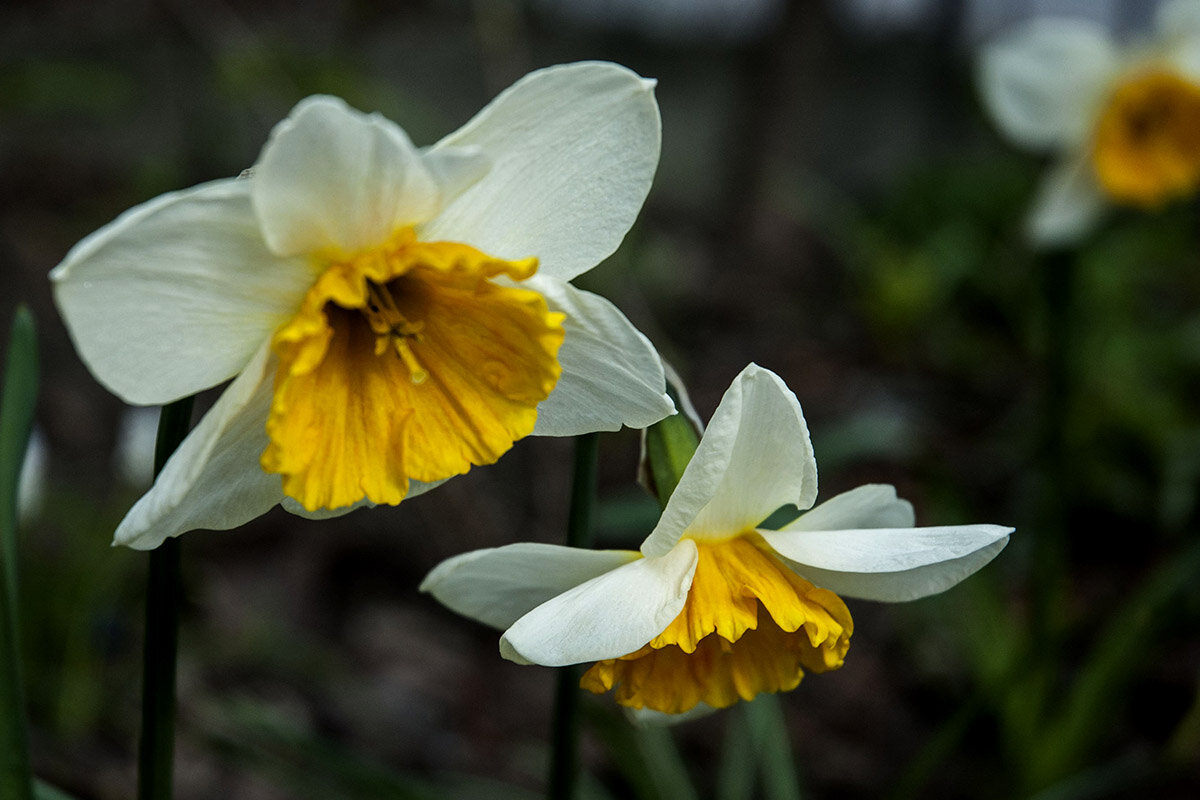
[137,396,194,800]
[548,432,600,800]
[564,433,599,551]
[1032,250,1074,650]
[0,307,38,800]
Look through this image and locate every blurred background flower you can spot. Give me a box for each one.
[2,0,1199,798]
[979,0,1200,244]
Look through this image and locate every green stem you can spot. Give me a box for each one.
[1032,249,1074,645]
[137,396,194,800]
[0,307,38,800]
[564,433,599,551]
[548,432,599,800]
[744,696,803,800]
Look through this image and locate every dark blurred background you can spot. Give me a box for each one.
[3,0,1200,798]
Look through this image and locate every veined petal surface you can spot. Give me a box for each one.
[500,539,698,667]
[253,95,442,257]
[785,484,914,531]
[420,543,641,630]
[760,524,1012,602]
[978,18,1118,150]
[114,343,284,549]
[420,62,661,282]
[641,364,816,558]
[529,279,674,436]
[51,179,315,405]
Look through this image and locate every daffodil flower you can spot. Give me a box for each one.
[52,62,674,549]
[422,364,1012,715]
[979,0,1200,245]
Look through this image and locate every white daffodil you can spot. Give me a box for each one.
[52,62,674,549]
[422,364,1012,715]
[979,0,1200,245]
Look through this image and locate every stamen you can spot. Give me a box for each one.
[393,338,428,384]
[363,280,427,382]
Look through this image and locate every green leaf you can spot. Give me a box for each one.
[0,306,39,800]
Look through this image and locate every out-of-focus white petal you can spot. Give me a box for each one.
[641,364,816,557]
[420,62,661,282]
[115,406,162,488]
[51,179,314,405]
[627,703,718,727]
[114,343,283,549]
[420,543,641,630]
[499,539,697,666]
[1167,36,1200,79]
[1026,155,1107,247]
[978,18,1117,150]
[253,95,441,256]
[17,429,47,523]
[784,484,914,531]
[530,279,674,436]
[760,524,1012,602]
[1158,0,1200,38]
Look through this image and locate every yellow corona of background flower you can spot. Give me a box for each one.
[422,364,1012,716]
[51,62,675,549]
[979,0,1200,245]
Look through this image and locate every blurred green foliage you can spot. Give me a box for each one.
[851,151,1200,796]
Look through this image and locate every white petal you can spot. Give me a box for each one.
[279,476,446,519]
[420,145,491,207]
[641,365,817,558]
[531,280,674,436]
[784,484,914,531]
[1026,155,1107,247]
[114,343,283,549]
[252,95,441,256]
[51,179,313,405]
[1167,37,1200,80]
[280,495,374,520]
[499,539,697,666]
[978,18,1117,151]
[419,62,661,282]
[760,524,1013,602]
[1158,0,1200,38]
[420,543,641,630]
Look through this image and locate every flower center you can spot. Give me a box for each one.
[262,228,565,511]
[580,534,853,714]
[363,280,427,382]
[1091,69,1200,206]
